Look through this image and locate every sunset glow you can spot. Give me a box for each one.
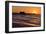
[12,6,41,14]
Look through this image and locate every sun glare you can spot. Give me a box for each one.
[32,10,37,14]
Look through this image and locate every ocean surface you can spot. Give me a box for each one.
[12,14,41,28]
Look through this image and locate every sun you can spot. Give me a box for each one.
[32,10,37,14]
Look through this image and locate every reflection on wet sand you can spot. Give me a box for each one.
[12,12,41,28]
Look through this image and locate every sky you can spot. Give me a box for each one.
[12,6,41,14]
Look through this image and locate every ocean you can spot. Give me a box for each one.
[12,14,41,28]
